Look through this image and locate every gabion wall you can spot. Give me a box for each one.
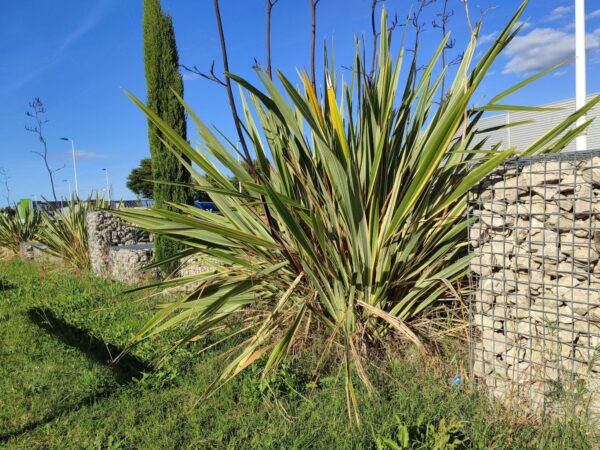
[108,243,157,284]
[86,211,138,276]
[469,151,600,416]
[19,242,59,263]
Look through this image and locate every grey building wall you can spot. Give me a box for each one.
[477,94,600,153]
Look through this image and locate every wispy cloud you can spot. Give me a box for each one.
[502,27,600,75]
[182,73,201,81]
[58,0,114,53]
[588,9,600,20]
[60,150,106,160]
[543,5,573,22]
[0,0,114,95]
[476,31,499,47]
[515,20,532,30]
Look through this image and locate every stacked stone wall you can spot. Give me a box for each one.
[108,243,157,284]
[470,154,600,415]
[86,211,139,276]
[19,241,59,263]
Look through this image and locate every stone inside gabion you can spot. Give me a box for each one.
[86,210,140,277]
[469,156,600,417]
[86,210,212,285]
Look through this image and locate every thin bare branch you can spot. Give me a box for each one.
[432,0,457,102]
[180,61,227,86]
[212,0,252,166]
[370,0,379,79]
[370,4,400,80]
[266,0,280,79]
[210,0,301,274]
[407,0,435,54]
[25,98,60,202]
[309,0,320,89]
[387,13,399,33]
[461,0,473,144]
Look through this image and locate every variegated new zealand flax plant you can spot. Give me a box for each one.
[116,1,600,422]
[0,202,41,258]
[38,198,95,270]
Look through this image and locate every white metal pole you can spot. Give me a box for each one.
[104,169,111,203]
[64,179,71,198]
[71,139,80,196]
[575,0,587,151]
[506,111,511,149]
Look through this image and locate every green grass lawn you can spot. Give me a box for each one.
[0,259,597,449]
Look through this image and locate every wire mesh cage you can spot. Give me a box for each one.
[468,150,600,414]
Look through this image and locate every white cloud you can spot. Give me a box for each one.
[588,9,600,20]
[61,150,106,160]
[544,5,573,22]
[502,27,600,75]
[59,0,114,52]
[477,31,499,47]
[182,73,201,81]
[515,20,532,30]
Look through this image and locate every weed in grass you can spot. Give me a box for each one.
[374,413,468,450]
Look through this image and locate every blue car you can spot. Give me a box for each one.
[194,201,219,213]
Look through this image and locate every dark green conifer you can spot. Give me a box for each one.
[143,0,191,275]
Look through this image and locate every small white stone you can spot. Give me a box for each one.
[560,235,599,262]
[580,158,600,185]
[481,271,517,294]
[469,225,488,248]
[477,210,506,228]
[493,177,527,202]
[521,162,563,185]
[478,188,494,203]
[553,194,574,212]
[483,200,507,215]
[510,254,541,271]
[546,214,574,231]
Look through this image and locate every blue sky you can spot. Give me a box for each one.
[1,0,600,206]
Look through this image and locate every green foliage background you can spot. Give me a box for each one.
[126,157,154,199]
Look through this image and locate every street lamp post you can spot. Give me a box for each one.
[60,137,79,197]
[102,168,111,203]
[575,0,587,151]
[63,179,71,199]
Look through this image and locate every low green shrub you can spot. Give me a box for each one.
[38,199,92,270]
[0,202,41,257]
[375,414,468,449]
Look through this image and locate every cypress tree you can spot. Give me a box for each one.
[143,0,191,275]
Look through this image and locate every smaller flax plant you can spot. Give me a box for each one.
[0,202,41,258]
[38,198,95,270]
